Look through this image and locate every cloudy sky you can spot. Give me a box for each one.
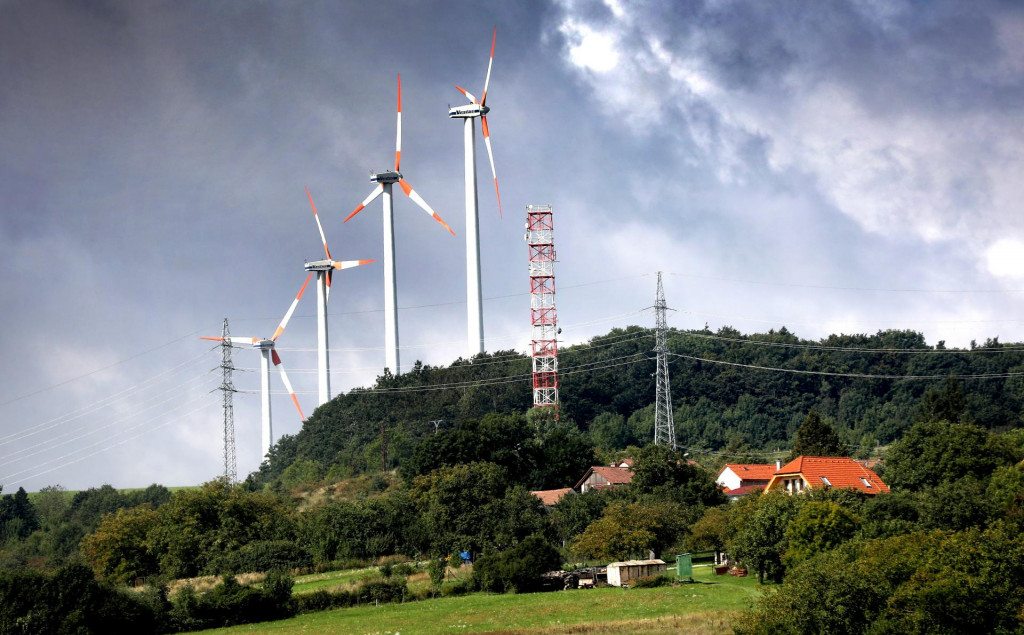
[2,0,1023,492]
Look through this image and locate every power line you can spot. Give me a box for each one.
[674,330,1024,354]
[665,271,1024,294]
[669,352,1024,380]
[0,352,212,446]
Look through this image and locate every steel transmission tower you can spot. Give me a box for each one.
[526,205,559,412]
[218,318,237,483]
[653,272,676,449]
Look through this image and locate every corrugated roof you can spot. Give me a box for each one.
[607,559,666,567]
[770,456,890,494]
[531,488,572,506]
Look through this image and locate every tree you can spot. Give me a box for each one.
[782,501,861,568]
[33,485,69,530]
[731,491,800,583]
[0,486,39,541]
[916,375,968,424]
[741,527,1024,635]
[631,444,727,507]
[535,424,595,490]
[410,461,509,556]
[81,505,161,584]
[472,534,562,593]
[569,501,683,561]
[885,420,1012,490]
[788,410,847,461]
[589,412,635,450]
[550,489,606,545]
[918,476,999,531]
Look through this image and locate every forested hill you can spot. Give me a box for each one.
[250,325,1024,486]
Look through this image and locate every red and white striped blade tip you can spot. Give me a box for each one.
[481,26,496,105]
[395,74,402,171]
[345,185,385,223]
[306,186,331,260]
[456,85,478,104]
[481,115,501,217]
[333,259,375,270]
[399,179,455,235]
[272,272,313,341]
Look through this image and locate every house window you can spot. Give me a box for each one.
[860,477,872,488]
[819,476,832,487]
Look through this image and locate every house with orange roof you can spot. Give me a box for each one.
[716,463,778,500]
[765,456,889,495]
[573,463,634,493]
[531,488,573,507]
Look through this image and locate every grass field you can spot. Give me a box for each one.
[291,567,385,595]
[198,565,762,635]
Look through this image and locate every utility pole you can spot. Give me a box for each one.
[219,318,237,483]
[653,272,676,449]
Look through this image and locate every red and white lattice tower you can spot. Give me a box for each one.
[526,204,559,411]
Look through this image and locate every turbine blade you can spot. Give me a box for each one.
[395,74,402,171]
[271,348,282,365]
[326,269,332,305]
[274,357,306,421]
[345,185,384,222]
[306,186,331,260]
[200,336,258,346]
[481,115,502,217]
[332,259,375,270]
[272,272,313,341]
[456,85,478,105]
[481,26,496,105]
[399,178,455,235]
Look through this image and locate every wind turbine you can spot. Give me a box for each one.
[201,274,311,459]
[344,74,454,376]
[449,26,501,359]
[304,186,374,406]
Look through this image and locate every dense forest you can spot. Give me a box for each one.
[251,324,1024,487]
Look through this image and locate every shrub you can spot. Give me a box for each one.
[167,570,295,631]
[0,563,163,634]
[442,579,472,596]
[213,540,312,575]
[392,562,416,576]
[472,534,562,593]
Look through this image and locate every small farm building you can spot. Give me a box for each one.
[606,559,667,587]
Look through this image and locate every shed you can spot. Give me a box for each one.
[605,559,666,587]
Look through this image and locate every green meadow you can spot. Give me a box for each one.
[199,565,761,635]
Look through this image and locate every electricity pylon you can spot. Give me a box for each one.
[653,272,676,449]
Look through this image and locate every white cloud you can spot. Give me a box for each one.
[559,20,620,73]
[985,239,1024,280]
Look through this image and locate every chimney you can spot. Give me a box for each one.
[775,459,782,470]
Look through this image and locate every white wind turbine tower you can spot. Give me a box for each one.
[304,187,374,406]
[201,275,311,459]
[344,74,455,376]
[449,26,501,358]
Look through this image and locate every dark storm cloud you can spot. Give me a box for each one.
[2,0,1022,491]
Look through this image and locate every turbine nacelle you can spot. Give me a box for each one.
[371,170,402,184]
[304,259,335,272]
[448,103,490,119]
[253,339,276,351]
